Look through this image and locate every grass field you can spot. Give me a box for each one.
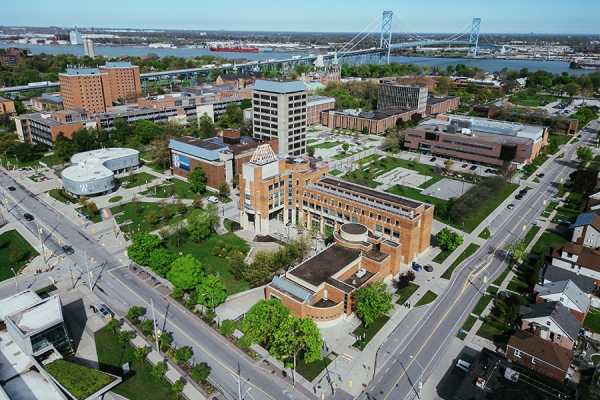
[492,266,511,287]
[462,315,478,332]
[472,295,493,315]
[352,315,390,351]
[0,230,39,281]
[116,172,158,189]
[95,326,176,400]
[531,232,568,254]
[478,228,491,239]
[548,133,572,147]
[329,169,343,176]
[476,322,504,342]
[415,290,438,307]
[396,283,419,305]
[522,226,540,249]
[432,248,454,264]
[441,244,480,280]
[295,355,333,381]
[583,308,600,333]
[3,153,60,169]
[311,141,342,149]
[486,285,499,295]
[112,202,193,235]
[142,178,197,199]
[506,276,528,294]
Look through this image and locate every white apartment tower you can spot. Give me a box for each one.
[252,79,308,156]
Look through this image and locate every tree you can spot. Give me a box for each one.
[13,142,36,162]
[159,331,172,348]
[13,99,26,115]
[576,145,594,167]
[270,316,323,367]
[53,140,78,164]
[9,245,23,264]
[569,169,596,193]
[196,274,227,310]
[220,319,236,335]
[151,362,166,382]
[382,129,402,153]
[174,199,187,215]
[205,202,220,230]
[218,102,244,128]
[231,173,240,188]
[172,379,185,400]
[106,318,119,336]
[134,120,162,145]
[86,200,99,216]
[118,330,133,347]
[228,252,248,279]
[564,82,581,97]
[190,363,211,382]
[242,299,290,345]
[342,142,350,152]
[127,232,163,266]
[148,248,178,277]
[218,182,231,198]
[188,165,207,193]
[198,112,216,138]
[244,250,276,285]
[147,136,172,169]
[528,252,544,286]
[134,347,150,365]
[140,319,154,332]
[192,193,203,208]
[392,270,416,292]
[307,146,315,157]
[187,210,212,243]
[173,346,192,364]
[147,209,158,228]
[352,281,393,327]
[126,305,143,320]
[166,254,204,290]
[161,203,174,221]
[239,119,253,136]
[436,227,464,251]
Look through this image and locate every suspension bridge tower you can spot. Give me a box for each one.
[467,18,481,58]
[380,11,393,64]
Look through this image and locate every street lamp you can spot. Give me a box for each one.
[287,354,297,387]
[410,355,424,399]
[11,268,19,292]
[84,248,92,289]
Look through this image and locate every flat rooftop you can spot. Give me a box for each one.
[415,119,533,145]
[427,95,457,105]
[288,244,361,288]
[8,295,62,335]
[0,290,41,320]
[326,106,414,120]
[254,79,306,94]
[63,148,139,182]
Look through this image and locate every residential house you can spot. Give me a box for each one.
[519,301,582,350]
[551,242,600,281]
[569,212,600,248]
[533,280,590,322]
[540,263,597,295]
[507,329,573,382]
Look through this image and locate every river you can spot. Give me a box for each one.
[1,43,594,75]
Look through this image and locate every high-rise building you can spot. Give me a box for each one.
[0,47,28,67]
[83,39,95,58]
[252,79,307,156]
[378,81,428,113]
[69,29,83,45]
[59,62,141,113]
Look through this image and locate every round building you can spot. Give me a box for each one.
[61,148,140,197]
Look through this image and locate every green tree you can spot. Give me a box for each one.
[174,199,187,214]
[352,281,393,328]
[53,140,78,164]
[118,330,133,347]
[13,99,26,115]
[187,210,212,243]
[569,168,596,193]
[134,346,150,365]
[244,250,276,285]
[133,120,162,145]
[196,274,227,310]
[172,379,185,400]
[564,82,581,97]
[159,331,172,348]
[436,227,464,251]
[218,102,244,128]
[151,362,166,382]
[342,142,350,152]
[198,112,216,138]
[220,319,236,335]
[126,305,143,320]
[147,209,158,227]
[228,252,248,279]
[147,136,172,169]
[13,142,36,162]
[576,145,593,167]
[173,346,192,364]
[106,318,119,336]
[188,164,207,193]
[242,299,290,345]
[148,248,178,277]
[127,232,163,266]
[192,193,203,208]
[270,316,323,367]
[166,254,204,290]
[218,182,231,198]
[190,363,211,382]
[205,202,219,230]
[161,203,174,221]
[307,146,315,157]
[140,319,154,332]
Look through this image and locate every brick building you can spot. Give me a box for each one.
[168,129,278,190]
[216,72,264,89]
[388,76,438,91]
[0,97,16,115]
[306,96,335,125]
[404,115,548,167]
[320,107,417,135]
[518,301,582,350]
[98,62,141,104]
[16,110,92,148]
[426,95,459,115]
[0,47,28,67]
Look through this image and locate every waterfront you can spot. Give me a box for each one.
[1,43,594,75]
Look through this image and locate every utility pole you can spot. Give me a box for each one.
[151,297,160,353]
[11,268,19,292]
[84,248,92,289]
[33,209,46,263]
[69,263,75,289]
[231,371,241,400]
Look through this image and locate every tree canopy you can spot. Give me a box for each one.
[196,274,227,309]
[352,281,393,327]
[241,299,290,345]
[127,232,163,266]
[436,227,464,252]
[188,165,207,193]
[166,254,204,290]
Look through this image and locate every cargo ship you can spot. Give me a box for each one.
[570,60,600,70]
[210,45,259,53]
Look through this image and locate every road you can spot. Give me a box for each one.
[363,120,599,400]
[0,175,309,400]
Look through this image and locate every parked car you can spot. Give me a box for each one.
[412,261,423,272]
[207,196,219,203]
[507,204,515,210]
[430,157,437,162]
[8,186,16,191]
[537,173,545,178]
[515,194,523,200]
[461,164,468,168]
[424,264,433,272]
[577,134,582,138]
[469,165,477,171]
[23,213,34,221]
[62,245,74,255]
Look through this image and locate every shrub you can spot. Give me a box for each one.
[190,363,211,382]
[216,240,226,248]
[171,287,184,299]
[204,309,216,324]
[219,319,236,335]
[118,330,133,347]
[219,248,229,257]
[140,319,154,332]
[174,346,192,364]
[224,243,233,251]
[211,246,220,256]
[126,305,143,320]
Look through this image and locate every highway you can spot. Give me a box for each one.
[363,120,599,400]
[0,175,309,400]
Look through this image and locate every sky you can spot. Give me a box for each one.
[2,0,599,34]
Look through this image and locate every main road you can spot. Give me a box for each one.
[363,120,599,400]
[0,175,309,400]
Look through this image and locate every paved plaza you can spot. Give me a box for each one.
[375,166,431,188]
[422,177,475,200]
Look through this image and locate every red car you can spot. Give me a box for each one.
[462,164,468,168]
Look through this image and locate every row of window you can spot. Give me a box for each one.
[302,200,403,227]
[307,187,413,214]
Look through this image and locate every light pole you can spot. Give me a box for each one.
[83,248,92,289]
[201,292,215,313]
[410,355,424,399]
[288,353,297,387]
[33,209,46,262]
[11,268,19,292]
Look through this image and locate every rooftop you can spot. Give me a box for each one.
[288,244,361,288]
[103,61,135,68]
[519,301,582,342]
[534,279,590,312]
[541,263,596,294]
[414,119,534,146]
[552,243,600,272]
[326,106,414,120]
[254,79,306,94]
[569,211,600,230]
[62,148,140,183]
[453,348,576,400]
[8,295,63,335]
[0,290,42,321]
[307,95,335,105]
[62,67,103,76]
[426,95,457,105]
[508,329,573,372]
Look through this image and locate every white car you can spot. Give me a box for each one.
[207,196,219,203]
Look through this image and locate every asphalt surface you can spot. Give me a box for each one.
[361,120,600,400]
[0,176,310,400]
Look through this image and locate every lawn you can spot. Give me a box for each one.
[116,172,158,189]
[307,139,319,144]
[0,230,39,281]
[112,202,192,235]
[352,315,390,351]
[75,207,103,223]
[44,359,117,399]
[472,295,493,315]
[312,141,342,149]
[47,188,77,204]
[441,244,480,279]
[506,277,528,294]
[142,178,197,199]
[432,248,454,264]
[583,308,600,333]
[531,232,568,255]
[415,290,438,307]
[552,206,580,223]
[355,154,380,164]
[95,326,176,400]
[522,226,540,249]
[478,228,491,240]
[486,285,499,295]
[295,355,333,382]
[476,322,504,342]
[544,201,559,214]
[387,185,446,208]
[396,283,419,305]
[523,155,549,178]
[462,315,478,332]
[548,133,572,146]
[329,169,343,176]
[3,153,60,169]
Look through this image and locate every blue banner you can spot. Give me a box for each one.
[172,154,190,171]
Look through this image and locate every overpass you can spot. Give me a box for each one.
[0,83,60,98]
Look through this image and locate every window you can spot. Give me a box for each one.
[375,225,383,232]
[514,349,521,358]
[386,217,391,223]
[393,231,400,238]
[377,214,382,221]
[557,334,562,340]
[369,212,373,218]
[546,321,551,326]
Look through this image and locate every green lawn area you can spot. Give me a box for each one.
[112,202,190,235]
[307,139,319,144]
[492,266,511,286]
[295,355,333,381]
[523,155,549,178]
[387,185,446,208]
[355,154,380,164]
[47,188,77,204]
[478,228,490,239]
[415,290,438,307]
[396,283,419,305]
[109,196,123,203]
[116,172,158,189]
[545,201,559,214]
[75,206,103,223]
[583,308,600,333]
[552,205,580,223]
[352,315,390,351]
[486,285,499,295]
[522,226,540,249]
[456,331,467,340]
[462,315,478,332]
[472,295,493,315]
[3,153,61,169]
[506,276,529,294]
[476,322,504,342]
[531,232,568,254]
[164,231,251,295]
[144,161,168,174]
[0,230,39,281]
[329,169,343,176]
[95,326,176,400]
[44,359,116,400]
[432,248,454,264]
[142,178,197,199]
[548,133,572,146]
[441,244,480,279]
[312,141,342,149]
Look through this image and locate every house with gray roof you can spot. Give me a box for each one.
[533,280,590,322]
[519,301,582,350]
[540,263,597,294]
[570,212,600,248]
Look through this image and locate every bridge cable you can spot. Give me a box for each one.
[337,15,381,54]
[339,22,382,59]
